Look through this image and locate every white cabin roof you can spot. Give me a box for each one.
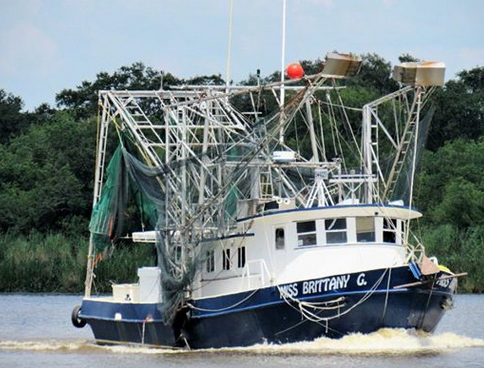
[237,203,422,224]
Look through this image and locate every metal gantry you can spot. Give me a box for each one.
[84,60,442,296]
[361,86,436,203]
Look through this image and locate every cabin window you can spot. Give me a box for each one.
[237,246,246,268]
[206,250,215,273]
[401,221,406,243]
[297,221,317,246]
[264,201,279,211]
[383,218,397,243]
[222,249,231,270]
[275,228,285,250]
[356,217,375,242]
[325,218,347,244]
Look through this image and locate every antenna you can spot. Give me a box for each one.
[225,0,234,92]
[279,0,287,144]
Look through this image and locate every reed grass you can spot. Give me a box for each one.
[0,232,155,293]
[0,228,481,293]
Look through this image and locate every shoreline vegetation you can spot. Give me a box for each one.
[1,54,483,293]
[0,233,155,293]
[0,230,479,294]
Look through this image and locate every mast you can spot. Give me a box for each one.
[279,0,287,144]
[84,93,110,298]
[225,0,234,93]
[362,104,373,204]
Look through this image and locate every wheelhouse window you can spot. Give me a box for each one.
[275,228,285,250]
[401,221,406,243]
[356,217,375,242]
[383,218,397,243]
[297,221,317,246]
[237,246,246,268]
[325,218,347,244]
[206,250,215,273]
[222,249,231,270]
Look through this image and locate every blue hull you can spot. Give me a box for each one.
[79,266,456,349]
[79,301,180,347]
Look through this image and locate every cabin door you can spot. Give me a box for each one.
[272,224,287,274]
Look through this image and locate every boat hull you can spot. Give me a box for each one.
[79,300,182,347]
[79,266,456,349]
[185,288,452,348]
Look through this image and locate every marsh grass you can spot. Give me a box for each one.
[0,227,480,293]
[0,233,155,293]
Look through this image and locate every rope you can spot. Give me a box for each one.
[382,266,392,319]
[187,288,259,313]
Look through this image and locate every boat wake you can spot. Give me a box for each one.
[229,329,484,356]
[0,339,107,353]
[1,329,483,356]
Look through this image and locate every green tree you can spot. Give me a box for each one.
[417,139,484,224]
[398,53,419,63]
[427,66,484,150]
[0,89,29,143]
[0,112,97,234]
[56,62,225,119]
[348,53,398,94]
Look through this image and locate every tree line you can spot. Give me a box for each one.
[0,54,483,292]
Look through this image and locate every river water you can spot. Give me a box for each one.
[0,294,483,367]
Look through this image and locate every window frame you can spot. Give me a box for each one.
[383,218,398,244]
[355,217,376,243]
[222,248,231,270]
[275,227,285,250]
[324,218,348,244]
[237,246,246,268]
[296,220,317,247]
[206,249,215,273]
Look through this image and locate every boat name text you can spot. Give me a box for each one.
[279,274,359,298]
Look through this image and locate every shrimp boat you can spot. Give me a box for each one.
[72,53,462,349]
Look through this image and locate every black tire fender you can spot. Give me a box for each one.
[71,305,87,328]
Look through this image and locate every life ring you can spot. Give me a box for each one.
[71,305,87,328]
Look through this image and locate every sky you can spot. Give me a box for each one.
[1,0,483,111]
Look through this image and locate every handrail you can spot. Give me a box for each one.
[240,259,272,290]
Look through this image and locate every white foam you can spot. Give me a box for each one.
[0,339,184,355]
[225,329,484,356]
[1,329,483,356]
[0,339,97,352]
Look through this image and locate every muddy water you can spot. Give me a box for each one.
[1,294,483,367]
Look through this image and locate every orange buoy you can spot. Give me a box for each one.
[286,63,304,79]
